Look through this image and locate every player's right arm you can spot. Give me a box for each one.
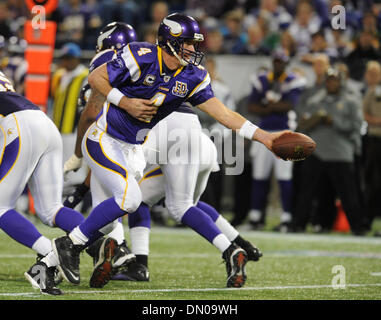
[197,97,289,152]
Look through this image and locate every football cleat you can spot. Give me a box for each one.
[112,240,136,270]
[85,237,105,266]
[36,253,63,285]
[24,261,63,295]
[222,244,248,288]
[111,262,150,282]
[52,236,83,285]
[89,237,118,288]
[233,239,263,262]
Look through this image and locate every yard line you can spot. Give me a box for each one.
[1,283,381,297]
[150,227,381,245]
[2,250,381,260]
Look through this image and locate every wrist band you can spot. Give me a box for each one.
[107,88,124,106]
[238,120,258,140]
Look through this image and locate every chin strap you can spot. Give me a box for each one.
[167,41,189,67]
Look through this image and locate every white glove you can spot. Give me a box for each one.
[64,154,83,174]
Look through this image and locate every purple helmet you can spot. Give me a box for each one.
[157,13,204,66]
[96,22,137,53]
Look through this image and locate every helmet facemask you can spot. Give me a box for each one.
[166,35,204,67]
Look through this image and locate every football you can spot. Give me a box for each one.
[272,131,316,161]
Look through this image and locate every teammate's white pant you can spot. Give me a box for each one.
[0,110,64,226]
[250,140,293,180]
[141,112,219,222]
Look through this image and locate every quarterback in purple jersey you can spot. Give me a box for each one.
[64,21,262,288]
[50,13,290,290]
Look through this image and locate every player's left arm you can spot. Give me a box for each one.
[197,97,288,152]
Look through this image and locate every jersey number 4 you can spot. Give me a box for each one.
[137,48,152,56]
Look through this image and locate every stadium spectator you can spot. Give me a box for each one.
[362,61,381,230]
[205,28,226,55]
[55,0,102,49]
[138,1,169,42]
[246,49,306,230]
[243,23,270,55]
[361,11,380,42]
[97,0,141,31]
[288,0,322,56]
[246,0,292,34]
[220,9,247,55]
[292,67,368,235]
[0,2,13,39]
[299,31,338,64]
[142,24,158,44]
[278,30,297,58]
[186,0,236,19]
[345,29,381,82]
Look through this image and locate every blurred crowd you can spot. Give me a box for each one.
[1,0,381,235]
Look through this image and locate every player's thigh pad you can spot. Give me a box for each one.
[82,124,143,213]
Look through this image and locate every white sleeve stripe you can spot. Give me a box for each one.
[188,73,211,98]
[282,77,307,91]
[121,45,140,82]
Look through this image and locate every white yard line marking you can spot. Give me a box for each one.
[151,227,381,245]
[370,272,381,276]
[3,250,381,260]
[1,283,381,297]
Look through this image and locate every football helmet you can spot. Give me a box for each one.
[157,13,204,66]
[96,22,137,53]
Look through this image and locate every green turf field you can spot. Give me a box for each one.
[1,219,381,301]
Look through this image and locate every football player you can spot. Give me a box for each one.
[62,21,148,280]
[64,22,262,286]
[45,13,288,291]
[0,70,96,295]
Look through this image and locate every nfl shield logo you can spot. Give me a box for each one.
[164,75,171,83]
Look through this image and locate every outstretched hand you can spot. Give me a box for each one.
[255,129,292,153]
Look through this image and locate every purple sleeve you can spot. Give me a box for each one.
[187,83,215,106]
[106,51,132,88]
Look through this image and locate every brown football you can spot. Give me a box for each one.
[272,132,316,161]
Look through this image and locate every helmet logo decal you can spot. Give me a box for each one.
[97,26,117,50]
[163,18,182,37]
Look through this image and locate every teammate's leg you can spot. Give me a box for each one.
[249,141,273,229]
[274,156,293,227]
[53,125,145,287]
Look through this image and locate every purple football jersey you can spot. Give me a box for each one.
[96,42,214,144]
[0,72,39,116]
[89,49,116,73]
